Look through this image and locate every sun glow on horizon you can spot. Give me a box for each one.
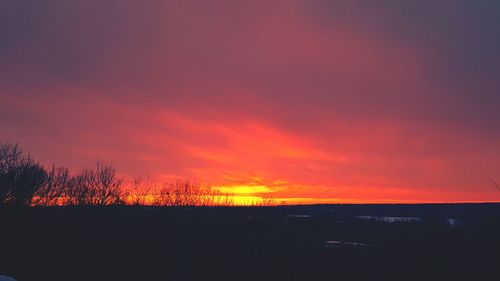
[215,185,272,194]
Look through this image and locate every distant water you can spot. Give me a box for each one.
[324,240,377,248]
[288,214,311,218]
[0,275,16,281]
[355,215,422,223]
[446,218,461,228]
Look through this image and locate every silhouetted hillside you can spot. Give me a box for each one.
[1,204,500,280]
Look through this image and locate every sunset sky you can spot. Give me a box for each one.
[1,1,499,204]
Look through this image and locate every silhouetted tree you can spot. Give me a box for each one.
[126,176,158,205]
[0,142,265,207]
[0,143,46,206]
[32,165,70,206]
[125,178,235,206]
[66,162,124,205]
[158,180,234,206]
[259,195,278,206]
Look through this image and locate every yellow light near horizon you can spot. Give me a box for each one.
[215,185,271,194]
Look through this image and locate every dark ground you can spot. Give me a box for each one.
[1,204,500,281]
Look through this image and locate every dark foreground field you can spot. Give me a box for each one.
[1,204,500,281]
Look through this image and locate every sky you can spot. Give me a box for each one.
[1,0,499,204]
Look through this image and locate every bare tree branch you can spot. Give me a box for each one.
[0,142,46,206]
[488,178,500,191]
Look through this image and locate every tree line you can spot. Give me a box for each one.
[0,142,278,207]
